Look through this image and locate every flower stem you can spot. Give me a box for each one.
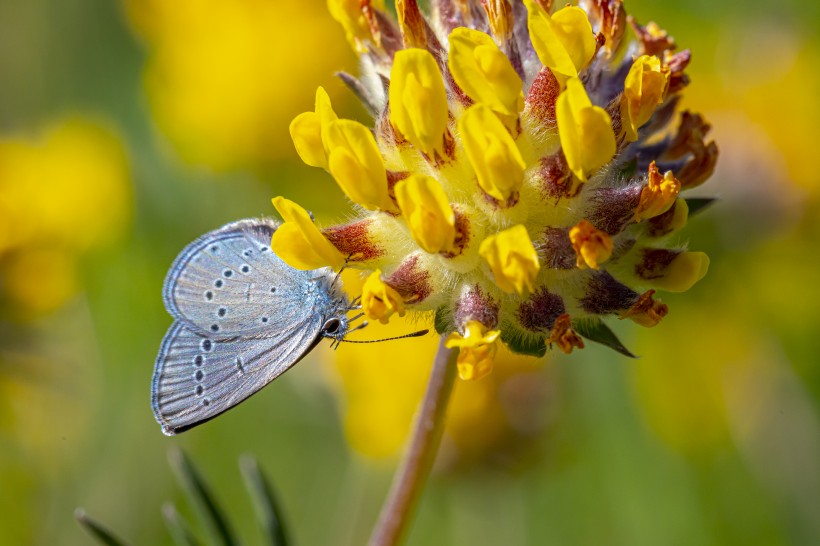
[367,335,458,546]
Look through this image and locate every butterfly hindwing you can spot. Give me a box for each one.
[151,317,322,435]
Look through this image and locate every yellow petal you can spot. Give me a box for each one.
[548,314,585,354]
[478,224,540,294]
[289,87,338,169]
[325,119,394,211]
[327,0,385,53]
[444,320,501,381]
[270,196,346,270]
[634,161,681,221]
[458,104,526,202]
[388,48,450,156]
[362,269,406,324]
[651,251,710,292]
[448,27,524,127]
[524,1,597,82]
[394,174,456,254]
[556,77,616,181]
[621,55,670,141]
[569,219,613,269]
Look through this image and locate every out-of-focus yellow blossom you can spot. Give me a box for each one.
[270,196,346,270]
[448,27,524,129]
[361,270,406,324]
[478,225,540,295]
[124,0,353,170]
[289,87,339,170]
[634,161,681,222]
[569,219,613,269]
[325,119,395,212]
[0,118,131,314]
[445,320,502,381]
[389,48,450,157]
[394,175,456,254]
[557,77,616,182]
[285,0,714,367]
[459,104,526,203]
[621,55,670,142]
[524,2,597,83]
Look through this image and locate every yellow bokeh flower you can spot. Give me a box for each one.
[124,0,352,170]
[270,196,346,271]
[389,48,450,157]
[394,174,456,254]
[328,0,384,53]
[0,117,131,314]
[458,104,526,203]
[445,320,502,381]
[361,270,406,324]
[478,225,540,295]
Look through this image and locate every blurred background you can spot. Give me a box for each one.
[0,0,818,544]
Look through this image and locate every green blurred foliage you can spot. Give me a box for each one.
[0,1,818,545]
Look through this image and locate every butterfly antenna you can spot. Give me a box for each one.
[331,254,354,290]
[338,329,430,344]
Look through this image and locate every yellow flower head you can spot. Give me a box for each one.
[479,225,540,295]
[280,0,715,367]
[270,196,346,270]
[621,55,670,142]
[394,174,456,254]
[389,48,450,157]
[362,270,406,324]
[569,219,613,269]
[445,321,502,381]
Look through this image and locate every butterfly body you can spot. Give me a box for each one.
[152,219,349,435]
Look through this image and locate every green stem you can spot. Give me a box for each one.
[367,335,458,546]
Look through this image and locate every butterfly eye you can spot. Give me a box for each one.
[322,318,341,334]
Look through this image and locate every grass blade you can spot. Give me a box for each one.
[162,502,203,546]
[239,455,290,546]
[168,447,237,546]
[74,508,129,546]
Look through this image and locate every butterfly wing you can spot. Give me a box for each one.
[152,317,323,435]
[162,218,316,338]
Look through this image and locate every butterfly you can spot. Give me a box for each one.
[151,219,354,436]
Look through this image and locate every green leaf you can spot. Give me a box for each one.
[240,455,290,546]
[168,447,237,546]
[433,307,450,335]
[501,329,547,358]
[74,508,129,546]
[572,318,637,358]
[684,197,717,217]
[161,503,203,546]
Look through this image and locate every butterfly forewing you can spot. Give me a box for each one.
[163,219,311,338]
[152,317,323,435]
